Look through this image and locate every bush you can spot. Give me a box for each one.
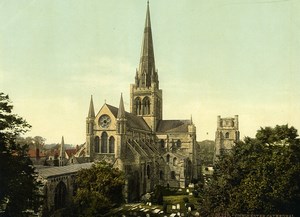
[186,203,195,210]
[152,185,164,205]
[183,197,189,203]
[192,190,199,197]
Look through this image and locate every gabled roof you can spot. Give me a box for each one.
[106,104,151,132]
[156,120,191,133]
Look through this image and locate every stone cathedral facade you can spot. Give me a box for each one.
[80,3,201,201]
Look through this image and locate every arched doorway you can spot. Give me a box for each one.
[54,181,67,210]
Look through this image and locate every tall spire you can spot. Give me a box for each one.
[137,1,158,88]
[59,136,65,166]
[88,95,95,118]
[117,93,125,119]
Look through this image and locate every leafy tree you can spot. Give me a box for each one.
[0,93,41,216]
[152,185,164,205]
[200,125,300,216]
[198,140,215,166]
[16,136,46,148]
[73,161,125,216]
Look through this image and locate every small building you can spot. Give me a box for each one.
[37,163,93,215]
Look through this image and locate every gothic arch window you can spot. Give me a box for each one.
[160,139,165,148]
[157,99,161,115]
[94,136,100,153]
[147,165,151,179]
[101,132,108,153]
[135,97,142,115]
[225,132,230,139]
[173,157,178,166]
[171,140,175,149]
[54,181,67,210]
[177,140,181,148]
[142,97,150,115]
[117,123,121,133]
[166,154,170,163]
[109,136,115,153]
[171,171,176,180]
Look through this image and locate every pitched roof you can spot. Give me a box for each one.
[37,163,93,178]
[106,104,151,132]
[65,149,77,158]
[156,120,191,133]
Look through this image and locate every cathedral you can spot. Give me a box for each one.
[79,2,201,201]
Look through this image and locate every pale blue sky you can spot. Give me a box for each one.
[1,0,299,144]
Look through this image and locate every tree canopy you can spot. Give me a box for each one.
[200,125,300,216]
[198,140,215,166]
[0,93,41,217]
[73,161,125,217]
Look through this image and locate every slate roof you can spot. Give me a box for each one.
[107,104,151,132]
[156,120,191,133]
[38,163,93,178]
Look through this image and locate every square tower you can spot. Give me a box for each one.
[214,115,240,160]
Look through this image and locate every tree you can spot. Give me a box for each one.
[16,136,46,150]
[73,161,125,216]
[0,93,41,216]
[198,140,215,166]
[200,125,300,216]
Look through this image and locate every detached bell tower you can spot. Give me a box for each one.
[130,2,162,132]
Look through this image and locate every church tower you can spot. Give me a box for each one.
[130,2,162,132]
[214,115,240,161]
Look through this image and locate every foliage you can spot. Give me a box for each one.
[73,161,125,216]
[152,185,164,205]
[198,140,215,166]
[0,93,41,217]
[183,197,189,203]
[15,136,46,148]
[200,125,300,216]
